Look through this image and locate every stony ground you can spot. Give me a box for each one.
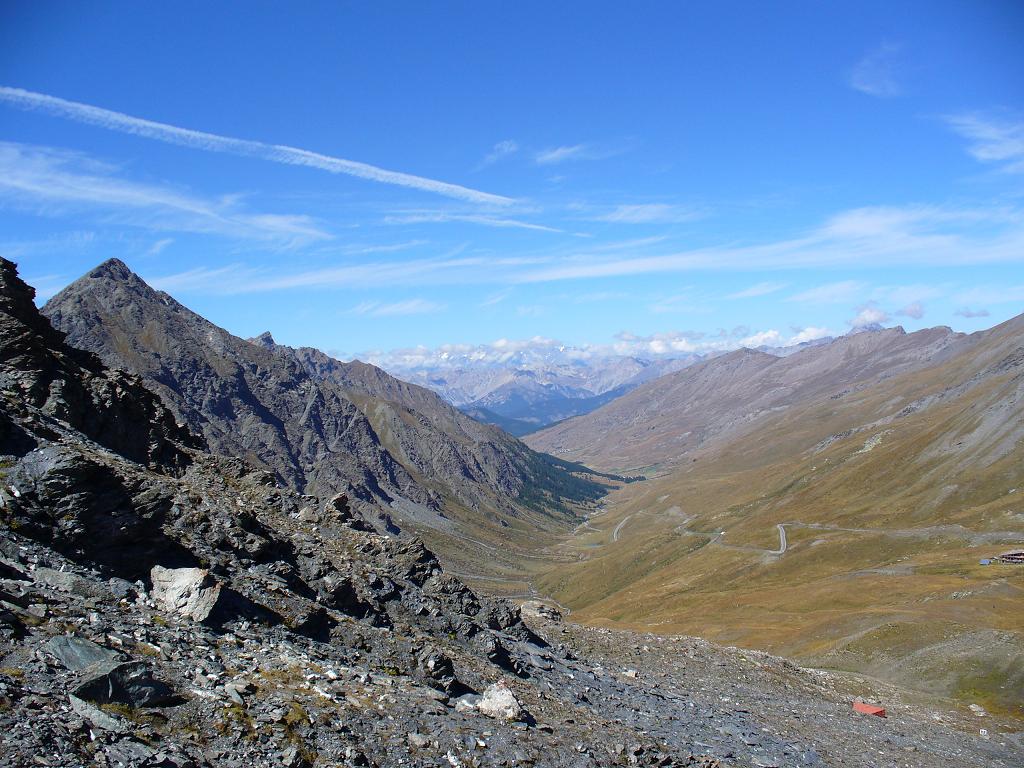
[551,620,1023,768]
[2,525,1021,768]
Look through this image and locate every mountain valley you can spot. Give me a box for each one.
[0,258,1021,767]
[42,260,607,579]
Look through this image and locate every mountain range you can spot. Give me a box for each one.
[42,259,607,573]
[7,255,884,768]
[385,353,696,436]
[526,324,968,473]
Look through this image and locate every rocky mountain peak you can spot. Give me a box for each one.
[86,257,138,282]
[251,330,276,348]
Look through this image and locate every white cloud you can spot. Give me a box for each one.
[740,330,781,347]
[596,203,705,224]
[612,331,701,356]
[367,323,838,371]
[788,326,832,345]
[0,142,330,244]
[849,43,902,98]
[728,281,787,299]
[944,113,1024,173]
[849,302,890,328]
[349,298,445,317]
[0,85,513,205]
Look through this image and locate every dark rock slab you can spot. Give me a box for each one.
[43,635,121,671]
[73,661,176,708]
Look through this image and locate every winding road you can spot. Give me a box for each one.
[612,515,633,542]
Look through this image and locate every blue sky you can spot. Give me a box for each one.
[1,1,1022,362]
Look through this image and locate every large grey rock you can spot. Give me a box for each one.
[520,600,563,623]
[150,566,223,623]
[43,635,121,671]
[73,661,176,708]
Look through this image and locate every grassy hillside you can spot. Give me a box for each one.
[536,315,1024,717]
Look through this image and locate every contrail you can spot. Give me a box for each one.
[0,86,514,206]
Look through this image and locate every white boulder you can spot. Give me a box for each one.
[477,681,523,721]
[150,566,223,622]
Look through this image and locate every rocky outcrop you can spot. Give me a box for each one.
[0,259,197,471]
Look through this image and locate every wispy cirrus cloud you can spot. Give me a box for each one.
[148,250,548,295]
[594,203,706,224]
[944,112,1024,173]
[145,238,174,256]
[522,204,1024,283]
[954,307,989,319]
[147,203,1024,295]
[479,289,512,307]
[728,281,787,299]
[349,298,445,317]
[476,139,519,170]
[384,212,563,233]
[534,141,631,166]
[849,42,902,98]
[0,142,330,245]
[0,85,514,205]
[535,144,587,165]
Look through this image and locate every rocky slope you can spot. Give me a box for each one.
[2,257,1019,767]
[42,261,604,560]
[526,326,968,473]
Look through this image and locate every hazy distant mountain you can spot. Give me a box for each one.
[43,260,606,563]
[385,353,697,434]
[526,325,967,473]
